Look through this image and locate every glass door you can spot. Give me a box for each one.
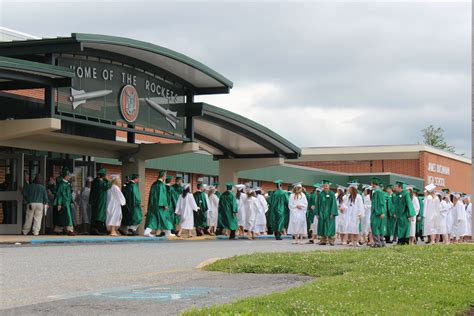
[0,154,24,234]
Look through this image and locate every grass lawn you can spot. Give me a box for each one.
[185,244,473,315]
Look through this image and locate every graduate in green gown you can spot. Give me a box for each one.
[315,180,338,245]
[165,175,179,234]
[370,177,387,247]
[268,180,289,240]
[384,184,397,243]
[121,173,142,235]
[415,188,425,242]
[307,183,321,244]
[193,183,209,236]
[213,182,222,199]
[53,167,75,235]
[172,176,184,228]
[144,170,172,237]
[218,182,238,239]
[393,181,416,245]
[89,168,110,235]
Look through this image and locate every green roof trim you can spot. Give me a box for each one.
[202,103,301,156]
[71,33,232,89]
[0,56,74,78]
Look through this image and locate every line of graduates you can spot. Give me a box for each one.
[50,167,472,245]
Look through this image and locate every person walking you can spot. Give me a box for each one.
[121,174,142,236]
[53,167,76,235]
[106,175,126,236]
[287,183,308,245]
[22,174,49,236]
[175,184,199,238]
[89,168,110,235]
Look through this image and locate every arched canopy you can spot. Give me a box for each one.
[193,103,301,160]
[0,33,233,94]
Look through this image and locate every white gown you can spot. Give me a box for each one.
[255,194,268,233]
[465,203,472,236]
[452,200,467,238]
[287,193,308,235]
[336,194,346,234]
[446,201,454,235]
[410,196,420,237]
[244,196,259,232]
[362,194,372,234]
[237,196,246,227]
[423,194,441,236]
[175,192,198,229]
[342,194,364,234]
[207,193,219,228]
[439,200,450,235]
[106,184,126,226]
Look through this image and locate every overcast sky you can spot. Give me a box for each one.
[1,0,471,156]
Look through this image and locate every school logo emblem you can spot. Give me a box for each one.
[119,85,139,123]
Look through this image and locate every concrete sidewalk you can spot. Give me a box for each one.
[0,234,292,245]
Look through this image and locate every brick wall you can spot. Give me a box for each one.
[290,159,420,177]
[420,151,472,194]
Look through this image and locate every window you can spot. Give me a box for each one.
[198,175,217,186]
[176,172,191,184]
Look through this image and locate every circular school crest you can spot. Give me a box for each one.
[119,85,139,123]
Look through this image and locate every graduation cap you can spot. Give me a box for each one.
[86,176,94,182]
[175,175,183,180]
[413,187,420,193]
[312,183,321,188]
[235,184,246,191]
[183,183,191,190]
[130,173,139,180]
[61,166,71,177]
[213,181,219,186]
[371,177,383,185]
[322,179,331,185]
[337,185,347,191]
[451,192,461,198]
[292,182,303,188]
[97,168,107,176]
[362,184,372,190]
[197,183,203,188]
[385,184,394,190]
[225,182,234,190]
[395,181,406,188]
[441,188,450,193]
[425,183,436,193]
[158,170,167,177]
[347,182,359,189]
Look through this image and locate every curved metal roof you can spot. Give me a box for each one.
[0,33,233,94]
[0,56,73,88]
[194,103,301,159]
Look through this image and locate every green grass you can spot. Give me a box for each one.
[184,244,474,315]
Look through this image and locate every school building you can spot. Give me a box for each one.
[0,29,470,235]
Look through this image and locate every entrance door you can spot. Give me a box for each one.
[0,154,24,234]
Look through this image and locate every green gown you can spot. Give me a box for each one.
[122,181,142,226]
[370,188,387,236]
[171,183,183,225]
[166,184,179,226]
[89,177,110,223]
[395,190,416,239]
[306,190,316,232]
[268,188,289,233]
[53,178,73,227]
[193,191,208,228]
[145,179,172,230]
[283,191,291,229]
[315,190,338,237]
[416,197,424,236]
[218,190,238,230]
[385,193,397,238]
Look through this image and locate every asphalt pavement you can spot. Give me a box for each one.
[0,239,343,315]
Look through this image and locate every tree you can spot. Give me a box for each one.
[421,125,455,152]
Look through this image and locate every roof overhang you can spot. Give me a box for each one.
[0,56,73,90]
[188,102,301,160]
[0,33,232,94]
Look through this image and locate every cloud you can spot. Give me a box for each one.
[1,0,471,156]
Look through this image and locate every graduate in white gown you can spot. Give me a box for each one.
[244,188,260,239]
[439,193,451,244]
[361,187,372,245]
[407,186,420,245]
[287,183,308,245]
[463,196,472,242]
[206,186,219,236]
[235,184,246,236]
[106,176,126,236]
[342,183,365,247]
[255,188,268,234]
[336,186,347,244]
[175,184,199,237]
[422,184,440,244]
[451,192,467,242]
